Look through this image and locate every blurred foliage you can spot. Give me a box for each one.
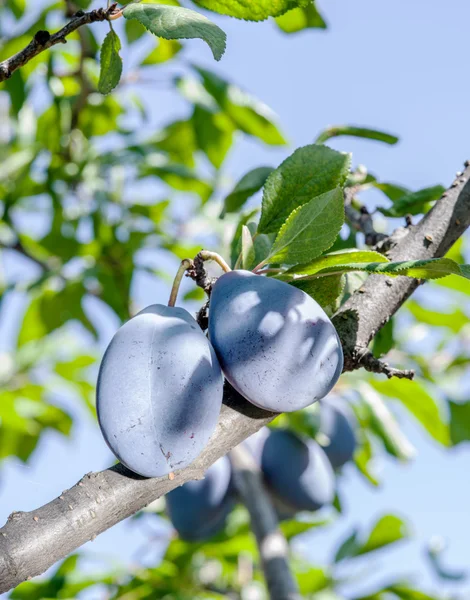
[1,1,470,599]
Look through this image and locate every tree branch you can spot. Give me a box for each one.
[1,161,470,593]
[0,5,120,83]
[230,445,301,600]
[334,161,470,372]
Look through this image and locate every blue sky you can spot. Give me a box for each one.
[1,0,470,597]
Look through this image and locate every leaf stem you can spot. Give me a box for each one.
[255,268,284,275]
[168,259,193,307]
[197,251,231,273]
[252,260,267,273]
[233,251,243,270]
[108,8,124,20]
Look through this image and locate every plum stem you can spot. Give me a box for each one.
[197,251,231,273]
[168,259,193,307]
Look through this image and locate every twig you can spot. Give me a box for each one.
[355,348,414,380]
[0,5,121,83]
[187,251,219,296]
[1,161,470,592]
[334,161,470,373]
[230,446,301,600]
[344,186,388,246]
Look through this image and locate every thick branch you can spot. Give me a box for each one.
[1,162,470,593]
[230,446,301,600]
[0,5,120,83]
[334,162,470,372]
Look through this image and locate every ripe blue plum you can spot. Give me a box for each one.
[166,456,234,541]
[97,304,224,478]
[261,429,335,512]
[208,270,343,412]
[318,397,357,468]
[243,428,335,513]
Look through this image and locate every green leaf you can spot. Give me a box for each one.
[372,317,394,358]
[265,187,344,265]
[449,400,470,446]
[98,30,123,95]
[153,120,197,167]
[275,3,327,33]
[283,249,389,277]
[373,181,410,202]
[194,66,287,145]
[193,0,311,21]
[125,17,146,43]
[284,257,470,283]
[371,378,450,446]
[123,4,227,61]
[291,275,344,308]
[222,166,274,215]
[358,383,416,462]
[280,518,329,540]
[354,430,380,486]
[141,39,182,65]
[9,0,27,18]
[240,225,255,269]
[334,530,360,562]
[359,515,410,555]
[258,144,351,234]
[316,125,399,145]
[336,515,410,562]
[378,185,446,218]
[229,209,259,266]
[142,162,212,202]
[18,283,96,347]
[406,300,468,334]
[5,69,26,117]
[192,106,234,168]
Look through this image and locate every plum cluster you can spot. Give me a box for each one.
[96,267,344,478]
[167,398,357,541]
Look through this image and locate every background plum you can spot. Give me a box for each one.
[97,304,224,478]
[208,270,343,412]
[243,427,335,513]
[261,429,335,512]
[318,397,357,469]
[166,456,234,541]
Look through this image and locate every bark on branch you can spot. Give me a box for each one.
[0,5,120,83]
[333,161,470,373]
[1,161,470,593]
[230,446,301,600]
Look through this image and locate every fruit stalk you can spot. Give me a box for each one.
[197,250,231,273]
[168,259,193,307]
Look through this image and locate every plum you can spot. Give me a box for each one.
[97,304,224,478]
[318,397,357,468]
[208,270,343,412]
[166,456,234,541]
[243,428,335,513]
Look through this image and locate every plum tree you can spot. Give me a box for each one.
[166,456,234,541]
[208,270,343,412]
[97,304,224,478]
[243,427,335,512]
[318,397,357,469]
